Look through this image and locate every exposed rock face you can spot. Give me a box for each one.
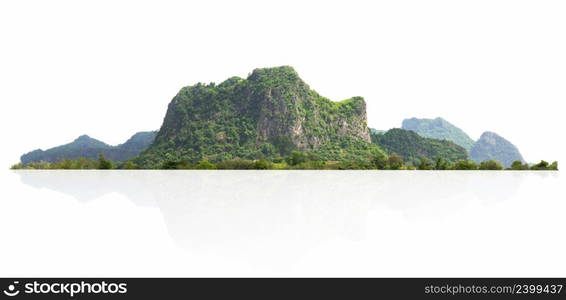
[139,66,374,165]
[470,131,524,168]
[20,131,157,164]
[402,117,475,150]
[248,68,370,149]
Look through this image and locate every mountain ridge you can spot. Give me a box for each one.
[20,131,157,164]
[401,117,475,150]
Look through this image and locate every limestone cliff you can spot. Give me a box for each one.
[137,66,377,166]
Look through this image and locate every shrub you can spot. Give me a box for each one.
[10,163,24,169]
[254,159,273,169]
[387,153,404,170]
[479,160,503,170]
[286,151,309,166]
[434,158,450,170]
[216,160,256,169]
[450,160,479,170]
[371,153,388,169]
[121,161,140,169]
[509,160,529,170]
[98,153,114,169]
[195,161,217,169]
[417,158,434,170]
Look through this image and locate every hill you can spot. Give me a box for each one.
[137,66,384,167]
[401,117,475,150]
[470,131,524,168]
[371,128,468,165]
[20,131,157,164]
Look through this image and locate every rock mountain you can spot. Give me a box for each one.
[137,66,379,166]
[470,131,524,168]
[21,131,157,164]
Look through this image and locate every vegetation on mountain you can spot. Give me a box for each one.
[371,128,468,166]
[401,117,475,150]
[20,131,156,164]
[136,66,383,167]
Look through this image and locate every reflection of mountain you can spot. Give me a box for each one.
[17,171,525,266]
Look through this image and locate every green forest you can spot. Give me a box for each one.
[11,152,558,171]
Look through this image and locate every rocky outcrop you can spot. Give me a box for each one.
[139,66,375,165]
[470,131,524,168]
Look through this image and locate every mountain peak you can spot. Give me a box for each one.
[74,134,92,141]
[470,131,524,167]
[478,131,501,145]
[401,117,474,150]
[247,66,304,86]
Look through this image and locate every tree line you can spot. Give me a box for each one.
[11,152,558,171]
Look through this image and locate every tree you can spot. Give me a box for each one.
[161,160,181,169]
[417,158,434,170]
[58,159,73,169]
[509,160,529,170]
[254,159,272,169]
[10,163,24,169]
[530,160,558,171]
[272,136,296,156]
[450,160,478,170]
[479,160,503,170]
[195,161,217,169]
[97,153,113,169]
[371,153,388,169]
[286,151,308,166]
[122,161,140,169]
[435,157,449,170]
[530,160,549,170]
[259,143,277,157]
[387,153,403,170]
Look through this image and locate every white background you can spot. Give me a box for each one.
[1,0,565,167]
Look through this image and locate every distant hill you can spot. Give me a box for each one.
[369,128,385,135]
[470,131,524,168]
[371,128,468,165]
[136,66,384,167]
[20,131,157,164]
[117,131,157,151]
[401,117,475,150]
